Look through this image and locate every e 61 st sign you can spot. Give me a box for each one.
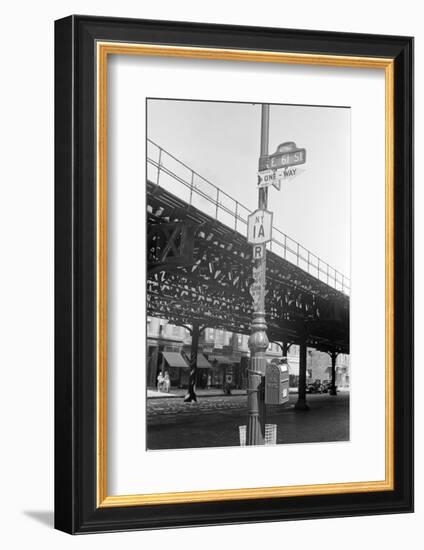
[258,141,306,172]
[247,209,273,245]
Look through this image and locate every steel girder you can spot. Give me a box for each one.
[147,181,349,354]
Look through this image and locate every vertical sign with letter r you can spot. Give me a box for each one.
[253,244,265,260]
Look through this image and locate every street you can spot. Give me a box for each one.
[146,392,349,450]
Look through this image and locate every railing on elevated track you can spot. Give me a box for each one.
[147,139,350,295]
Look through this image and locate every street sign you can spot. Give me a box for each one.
[247,209,273,245]
[249,282,267,311]
[257,171,278,189]
[252,244,266,261]
[249,282,262,303]
[252,264,264,282]
[258,166,305,190]
[259,141,306,172]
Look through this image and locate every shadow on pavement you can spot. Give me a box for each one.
[23,510,54,528]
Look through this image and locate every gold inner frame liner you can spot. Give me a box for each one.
[96,42,394,507]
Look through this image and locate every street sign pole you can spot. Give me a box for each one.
[247,104,270,445]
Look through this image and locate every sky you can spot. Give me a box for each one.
[147,99,350,276]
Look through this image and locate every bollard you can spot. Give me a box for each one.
[239,424,277,446]
[239,425,246,446]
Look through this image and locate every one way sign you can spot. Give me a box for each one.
[257,170,281,189]
[258,166,304,190]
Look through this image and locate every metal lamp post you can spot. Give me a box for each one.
[246,105,306,444]
[246,104,270,445]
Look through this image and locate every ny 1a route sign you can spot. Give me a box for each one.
[247,209,273,245]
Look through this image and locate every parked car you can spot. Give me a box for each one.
[321,380,331,393]
[306,380,323,393]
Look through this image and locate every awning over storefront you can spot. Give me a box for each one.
[162,352,211,368]
[162,352,188,368]
[208,355,233,365]
[196,354,211,369]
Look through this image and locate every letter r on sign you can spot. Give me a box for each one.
[253,244,265,260]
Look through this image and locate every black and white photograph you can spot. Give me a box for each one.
[146,98,350,450]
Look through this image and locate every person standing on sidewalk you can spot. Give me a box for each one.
[157,371,164,392]
[163,371,170,393]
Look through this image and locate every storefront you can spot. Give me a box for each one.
[206,354,248,389]
[161,351,211,388]
[161,351,189,387]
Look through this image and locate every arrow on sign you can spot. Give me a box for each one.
[258,167,305,190]
[257,171,276,189]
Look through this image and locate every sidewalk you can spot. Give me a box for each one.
[147,387,349,399]
[147,387,247,399]
[146,386,309,399]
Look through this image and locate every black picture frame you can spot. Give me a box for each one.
[55,15,414,534]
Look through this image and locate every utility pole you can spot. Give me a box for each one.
[183,322,206,403]
[246,104,270,445]
[295,325,309,410]
[246,106,307,443]
[329,350,339,396]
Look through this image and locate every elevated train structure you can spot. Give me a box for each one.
[146,140,349,402]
